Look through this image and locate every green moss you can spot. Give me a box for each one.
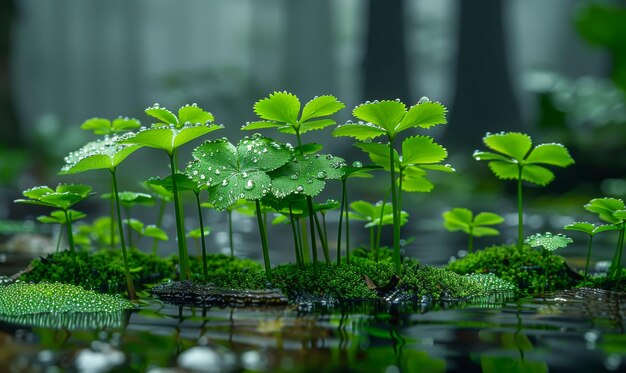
[0,282,134,316]
[447,244,578,294]
[20,249,175,294]
[577,268,626,293]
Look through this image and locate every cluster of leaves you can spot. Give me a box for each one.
[442,208,504,252]
[447,244,579,295]
[19,249,176,294]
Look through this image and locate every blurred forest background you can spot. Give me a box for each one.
[1,0,625,261]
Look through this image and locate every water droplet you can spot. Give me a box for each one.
[418,96,430,104]
[296,185,304,193]
[221,179,229,186]
[244,180,255,190]
[352,161,363,168]
[325,154,334,160]
[316,171,327,179]
[290,174,298,180]
[242,171,248,178]
[215,169,221,175]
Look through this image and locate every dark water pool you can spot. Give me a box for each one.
[0,288,624,372]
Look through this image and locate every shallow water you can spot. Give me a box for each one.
[0,288,624,372]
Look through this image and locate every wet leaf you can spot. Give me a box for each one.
[584,197,625,224]
[269,153,345,198]
[60,136,142,174]
[300,95,345,122]
[525,232,573,252]
[37,209,86,224]
[254,91,301,124]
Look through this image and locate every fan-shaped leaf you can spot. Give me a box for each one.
[300,95,345,122]
[353,100,406,133]
[241,121,285,131]
[472,226,500,237]
[487,161,519,181]
[143,225,169,241]
[525,232,572,252]
[356,142,398,170]
[111,117,141,133]
[419,164,455,173]
[146,174,200,194]
[525,143,574,167]
[296,119,336,134]
[474,212,504,225]
[614,209,626,220]
[401,135,447,165]
[442,208,473,233]
[145,104,178,127]
[60,137,141,174]
[269,153,345,198]
[396,101,447,132]
[472,151,512,162]
[483,132,532,161]
[254,91,301,124]
[585,198,625,224]
[121,124,223,155]
[56,184,92,198]
[22,186,54,199]
[178,104,214,124]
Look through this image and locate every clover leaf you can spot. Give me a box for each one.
[187,134,293,210]
[242,92,345,135]
[80,117,141,135]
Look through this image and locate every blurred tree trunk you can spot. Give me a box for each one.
[0,0,21,149]
[363,0,410,103]
[284,0,335,99]
[447,0,521,151]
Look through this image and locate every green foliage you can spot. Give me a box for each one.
[525,232,573,252]
[448,244,579,294]
[126,218,169,241]
[16,184,92,210]
[443,208,503,237]
[80,117,141,135]
[20,249,176,294]
[269,153,346,198]
[584,197,625,224]
[187,227,211,239]
[102,191,154,207]
[349,200,408,228]
[60,136,141,174]
[187,134,293,210]
[474,132,574,186]
[271,199,339,224]
[0,282,134,316]
[564,222,619,236]
[37,209,86,224]
[242,92,345,135]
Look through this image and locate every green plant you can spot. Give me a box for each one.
[242,92,346,266]
[120,103,222,280]
[144,182,174,254]
[14,184,92,265]
[473,132,575,251]
[333,98,449,273]
[60,134,143,300]
[525,232,573,293]
[36,209,86,253]
[186,134,293,281]
[442,208,504,252]
[102,191,154,248]
[349,200,408,258]
[126,218,169,244]
[564,221,619,278]
[584,197,626,279]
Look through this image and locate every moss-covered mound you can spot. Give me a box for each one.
[19,249,175,294]
[447,244,580,294]
[0,282,134,315]
[577,268,626,293]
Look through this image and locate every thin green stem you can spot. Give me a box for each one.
[110,169,137,301]
[110,177,116,248]
[63,210,76,265]
[169,152,190,280]
[152,199,166,255]
[517,166,524,251]
[289,204,301,266]
[468,233,474,253]
[388,140,401,273]
[337,179,347,266]
[55,225,63,253]
[584,235,593,279]
[370,226,375,254]
[345,187,351,265]
[195,193,208,282]
[301,219,310,265]
[255,199,272,281]
[297,218,307,265]
[307,196,319,266]
[228,210,234,257]
[314,211,330,264]
[124,206,133,248]
[610,222,625,279]
[375,189,391,254]
[322,213,329,260]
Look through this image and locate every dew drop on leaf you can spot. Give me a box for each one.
[296,185,304,193]
[290,174,298,180]
[244,180,255,190]
[316,171,327,179]
[352,161,363,168]
[221,179,229,186]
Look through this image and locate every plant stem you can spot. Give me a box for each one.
[336,179,347,266]
[370,226,375,254]
[300,219,310,265]
[517,166,524,251]
[288,204,301,266]
[63,210,76,266]
[297,218,307,265]
[110,169,137,301]
[124,206,133,248]
[55,225,63,253]
[584,235,593,279]
[169,152,190,280]
[195,193,208,282]
[152,199,166,255]
[306,197,319,266]
[610,222,625,279]
[255,199,272,281]
[468,233,474,253]
[345,187,351,265]
[314,211,330,264]
[110,177,116,248]
[228,209,234,257]
[375,189,391,254]
[388,140,401,273]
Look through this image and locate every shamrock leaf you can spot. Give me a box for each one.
[186,134,292,210]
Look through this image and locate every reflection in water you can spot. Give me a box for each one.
[0,290,624,372]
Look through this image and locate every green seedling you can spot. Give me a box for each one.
[59,134,143,300]
[79,117,141,245]
[120,103,222,280]
[37,209,86,253]
[584,197,626,279]
[564,221,619,278]
[333,98,448,273]
[15,184,92,266]
[201,199,249,258]
[125,218,168,244]
[336,162,380,265]
[525,232,573,293]
[349,200,408,259]
[144,182,174,254]
[474,132,575,251]
[187,134,293,281]
[146,174,211,281]
[442,208,504,253]
[243,92,346,267]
